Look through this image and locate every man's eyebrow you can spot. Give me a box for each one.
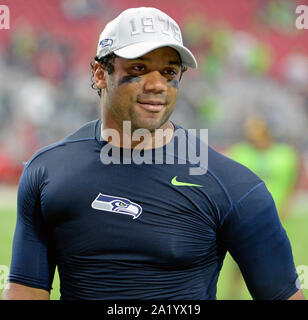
[168,61,181,67]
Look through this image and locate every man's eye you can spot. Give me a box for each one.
[132,65,145,72]
[164,69,178,77]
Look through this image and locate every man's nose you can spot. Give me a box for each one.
[143,71,168,94]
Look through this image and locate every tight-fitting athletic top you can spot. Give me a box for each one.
[8,120,299,299]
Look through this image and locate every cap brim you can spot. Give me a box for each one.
[114,42,198,69]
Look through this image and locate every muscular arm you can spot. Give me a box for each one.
[220,182,302,300]
[4,165,55,300]
[2,283,50,300]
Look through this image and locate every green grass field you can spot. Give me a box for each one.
[1,197,307,300]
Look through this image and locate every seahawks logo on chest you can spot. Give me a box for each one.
[91,193,142,219]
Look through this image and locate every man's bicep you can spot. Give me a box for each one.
[8,166,55,293]
[220,183,299,300]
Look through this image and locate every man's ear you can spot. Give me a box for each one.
[94,62,107,89]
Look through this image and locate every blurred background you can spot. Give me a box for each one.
[0,0,308,299]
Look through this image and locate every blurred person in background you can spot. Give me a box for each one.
[227,115,299,220]
[225,115,300,299]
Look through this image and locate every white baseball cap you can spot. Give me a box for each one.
[96,7,198,69]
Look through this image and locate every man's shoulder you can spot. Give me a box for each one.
[205,143,264,205]
[172,122,264,204]
[25,119,100,169]
[62,119,100,142]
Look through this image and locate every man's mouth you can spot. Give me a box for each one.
[136,100,165,112]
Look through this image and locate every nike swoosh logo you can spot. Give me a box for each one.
[171,176,203,187]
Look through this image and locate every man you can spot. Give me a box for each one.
[2,7,305,300]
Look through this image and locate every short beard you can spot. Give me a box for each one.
[128,105,174,134]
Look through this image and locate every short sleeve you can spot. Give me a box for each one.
[219,182,299,300]
[8,164,55,291]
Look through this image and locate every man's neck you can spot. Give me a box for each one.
[101,120,175,150]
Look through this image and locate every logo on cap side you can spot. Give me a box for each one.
[99,38,114,48]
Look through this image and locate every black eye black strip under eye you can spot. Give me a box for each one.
[118,75,179,88]
[118,75,141,85]
[168,80,179,89]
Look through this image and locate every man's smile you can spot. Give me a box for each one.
[136,99,166,112]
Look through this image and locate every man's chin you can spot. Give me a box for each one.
[130,118,168,133]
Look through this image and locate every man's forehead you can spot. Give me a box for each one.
[120,47,181,64]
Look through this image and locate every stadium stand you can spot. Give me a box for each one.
[0,0,308,188]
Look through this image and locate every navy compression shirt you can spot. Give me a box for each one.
[8,120,299,299]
